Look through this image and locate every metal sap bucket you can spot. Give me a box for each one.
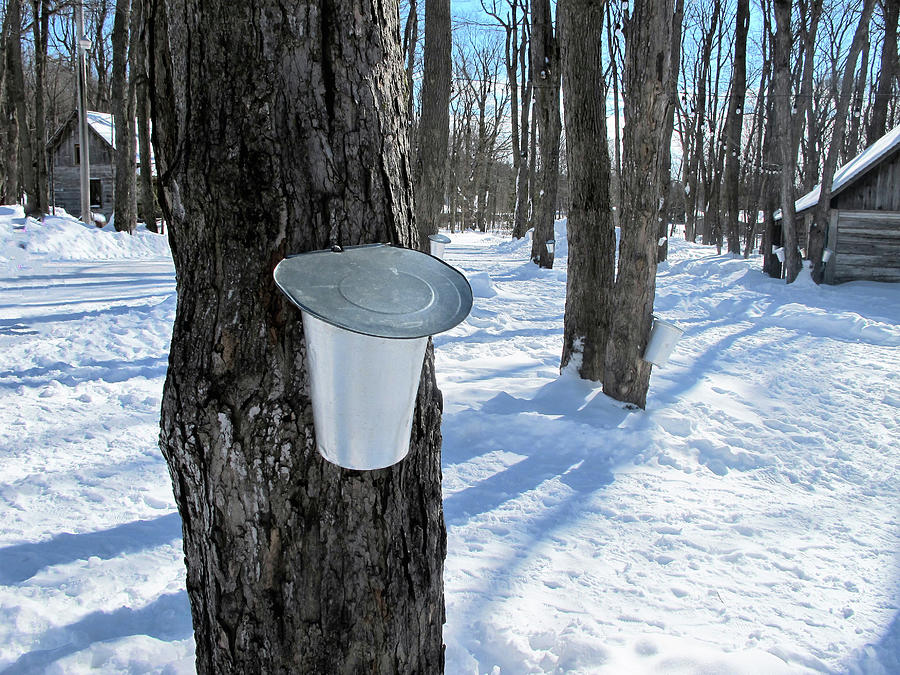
[822,248,834,263]
[546,239,556,256]
[274,244,473,470]
[643,316,684,367]
[774,246,785,262]
[428,233,451,259]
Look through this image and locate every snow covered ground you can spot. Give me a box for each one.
[1,205,898,674]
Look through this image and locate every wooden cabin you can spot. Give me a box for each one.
[46,111,153,222]
[785,124,900,284]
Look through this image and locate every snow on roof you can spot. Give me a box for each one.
[86,111,115,147]
[793,123,900,214]
[85,110,155,173]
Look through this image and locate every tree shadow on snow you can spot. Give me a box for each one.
[0,512,182,585]
[1,591,192,675]
[848,607,900,674]
[442,375,634,526]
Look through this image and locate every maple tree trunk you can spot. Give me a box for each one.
[602,0,678,409]
[148,0,446,671]
[559,0,614,381]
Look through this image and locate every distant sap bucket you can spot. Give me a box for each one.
[643,317,684,367]
[774,247,785,262]
[823,248,834,263]
[273,244,473,470]
[428,233,451,260]
[546,239,556,256]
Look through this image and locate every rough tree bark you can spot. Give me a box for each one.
[809,0,876,282]
[30,0,49,215]
[773,0,802,283]
[529,0,560,268]
[148,0,446,671]
[131,0,157,228]
[5,0,39,216]
[111,0,137,233]
[511,8,532,240]
[724,0,749,255]
[602,0,677,409]
[414,0,451,246]
[658,0,683,262]
[867,0,898,145]
[559,0,614,380]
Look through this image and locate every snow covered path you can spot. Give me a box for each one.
[0,211,898,673]
[438,230,900,674]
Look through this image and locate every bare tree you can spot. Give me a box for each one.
[414,0,452,245]
[867,0,898,144]
[529,0,560,267]
[723,0,748,255]
[111,0,136,232]
[149,0,446,670]
[603,0,678,409]
[5,0,39,216]
[773,0,802,282]
[559,0,614,381]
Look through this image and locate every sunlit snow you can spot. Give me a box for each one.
[1,205,897,673]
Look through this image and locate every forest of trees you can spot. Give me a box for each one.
[1,0,897,250]
[1,0,898,670]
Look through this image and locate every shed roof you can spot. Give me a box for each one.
[789,124,900,217]
[48,110,155,173]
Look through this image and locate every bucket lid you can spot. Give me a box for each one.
[428,233,451,244]
[274,244,473,339]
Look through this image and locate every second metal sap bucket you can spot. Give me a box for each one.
[428,233,451,259]
[274,244,473,470]
[643,316,684,367]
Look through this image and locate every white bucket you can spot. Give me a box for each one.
[822,248,833,263]
[643,317,684,367]
[428,233,451,260]
[302,313,428,470]
[774,247,785,262]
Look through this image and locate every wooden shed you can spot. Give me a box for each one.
[46,111,153,222]
[789,124,900,284]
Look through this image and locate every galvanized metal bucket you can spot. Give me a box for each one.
[274,244,473,470]
[643,317,684,367]
[301,313,427,470]
[774,246,785,262]
[546,239,556,256]
[823,248,834,263]
[428,233,451,259]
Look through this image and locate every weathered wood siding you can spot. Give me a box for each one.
[832,148,900,212]
[49,122,116,218]
[827,210,900,283]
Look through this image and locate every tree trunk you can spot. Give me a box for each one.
[30,0,50,215]
[529,0,560,268]
[5,0,38,216]
[111,0,137,233]
[724,0,749,255]
[658,0,684,263]
[511,49,531,240]
[773,0,801,283]
[602,0,677,409]
[414,0,451,246]
[132,0,157,228]
[868,0,899,145]
[148,0,446,671]
[810,0,876,283]
[559,0,614,380]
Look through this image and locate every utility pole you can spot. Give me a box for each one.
[75,1,92,224]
